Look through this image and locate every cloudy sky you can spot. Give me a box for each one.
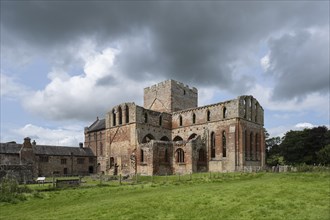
[1,1,329,146]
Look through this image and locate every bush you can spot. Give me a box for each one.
[295,164,330,172]
[0,175,32,204]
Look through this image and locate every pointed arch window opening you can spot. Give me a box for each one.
[223,107,227,119]
[211,132,216,159]
[118,106,123,125]
[255,133,259,161]
[222,131,226,158]
[176,148,184,163]
[144,112,148,123]
[112,109,116,126]
[243,98,247,119]
[140,149,144,162]
[125,105,129,123]
[159,115,162,126]
[250,132,253,160]
[244,130,248,160]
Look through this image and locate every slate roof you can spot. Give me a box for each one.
[0,143,21,154]
[35,145,95,156]
[0,143,95,157]
[86,118,105,133]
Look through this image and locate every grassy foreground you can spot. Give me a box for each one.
[0,172,329,220]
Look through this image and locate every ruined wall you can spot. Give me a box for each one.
[144,80,198,113]
[0,165,34,183]
[237,120,265,169]
[137,141,154,175]
[238,96,264,125]
[84,130,106,157]
[106,124,136,175]
[172,141,193,174]
[105,103,138,175]
[151,141,173,175]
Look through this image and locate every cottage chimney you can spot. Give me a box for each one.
[23,137,32,148]
[20,137,35,165]
[79,142,83,148]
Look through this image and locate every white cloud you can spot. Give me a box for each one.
[260,53,270,71]
[248,84,329,115]
[0,74,31,99]
[267,122,329,138]
[22,45,154,121]
[12,124,84,147]
[294,122,315,129]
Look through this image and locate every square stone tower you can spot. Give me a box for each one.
[143,79,198,113]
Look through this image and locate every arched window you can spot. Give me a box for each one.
[160,136,170,141]
[173,136,183,142]
[192,113,196,124]
[144,112,148,123]
[255,103,258,122]
[188,133,197,141]
[125,105,129,123]
[110,157,114,168]
[198,149,206,162]
[255,133,259,160]
[118,106,122,125]
[176,148,184,163]
[142,134,155,143]
[250,132,253,160]
[179,115,183,126]
[140,149,144,162]
[222,131,226,157]
[244,130,248,159]
[159,115,162,126]
[243,98,247,119]
[211,132,216,158]
[112,109,116,126]
[207,110,211,121]
[164,148,169,162]
[250,99,253,121]
[223,107,227,119]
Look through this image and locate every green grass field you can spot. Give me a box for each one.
[0,172,329,220]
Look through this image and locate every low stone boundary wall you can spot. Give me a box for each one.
[0,165,34,183]
[56,179,81,188]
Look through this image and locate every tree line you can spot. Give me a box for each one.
[266,126,330,166]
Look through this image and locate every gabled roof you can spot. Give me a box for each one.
[85,118,105,133]
[0,143,95,157]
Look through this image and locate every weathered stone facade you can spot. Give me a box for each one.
[85,80,265,175]
[0,137,96,180]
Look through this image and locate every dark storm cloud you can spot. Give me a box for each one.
[267,29,329,101]
[1,1,329,96]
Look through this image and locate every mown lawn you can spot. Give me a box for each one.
[0,172,329,220]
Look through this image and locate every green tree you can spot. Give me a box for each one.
[279,126,330,165]
[316,144,330,165]
[265,130,282,166]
